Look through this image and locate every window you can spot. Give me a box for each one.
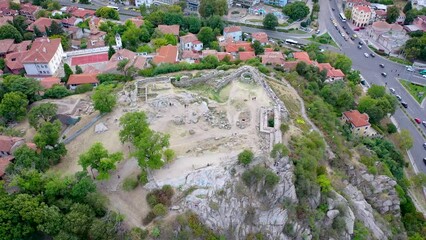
[39,71,42,74]
[365,126,368,129]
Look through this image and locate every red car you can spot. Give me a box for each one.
[415,118,422,124]
[354,28,360,31]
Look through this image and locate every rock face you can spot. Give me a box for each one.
[346,166,400,216]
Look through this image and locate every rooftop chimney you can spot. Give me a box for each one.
[42,47,46,53]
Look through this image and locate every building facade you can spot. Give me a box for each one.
[263,0,287,7]
[22,38,64,76]
[223,26,242,41]
[351,5,372,27]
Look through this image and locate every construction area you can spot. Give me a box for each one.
[49,66,288,227]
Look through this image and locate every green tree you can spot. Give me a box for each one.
[199,0,228,17]
[28,103,58,130]
[64,203,95,236]
[33,120,62,149]
[238,149,254,166]
[108,45,115,60]
[344,8,352,19]
[403,1,412,13]
[396,129,413,150]
[43,85,71,99]
[185,16,202,33]
[252,40,264,55]
[47,21,64,36]
[320,81,355,111]
[92,84,117,113]
[164,12,184,25]
[47,1,61,11]
[0,92,28,122]
[0,24,22,42]
[33,25,43,37]
[9,1,21,10]
[367,85,386,99]
[79,142,123,180]
[197,27,215,47]
[386,6,400,23]
[95,7,120,20]
[3,75,42,103]
[263,13,279,30]
[63,63,73,82]
[283,2,310,21]
[270,143,289,158]
[75,65,83,74]
[88,212,123,240]
[119,112,170,170]
[152,203,168,216]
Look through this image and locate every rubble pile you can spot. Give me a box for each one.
[203,109,231,130]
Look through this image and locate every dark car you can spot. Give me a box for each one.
[423,158,426,165]
[342,26,346,29]
[380,64,385,68]
[359,41,364,45]
[370,53,376,57]
[423,143,426,150]
[381,72,387,77]
[401,102,408,108]
[354,28,360,31]
[415,118,422,124]
[332,7,335,11]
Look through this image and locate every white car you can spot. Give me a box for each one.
[389,88,395,94]
[423,75,426,78]
[364,53,369,58]
[406,66,414,72]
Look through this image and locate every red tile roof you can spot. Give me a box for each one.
[40,77,61,89]
[216,52,232,61]
[153,45,178,64]
[225,41,254,53]
[180,33,199,44]
[252,32,268,43]
[0,135,24,153]
[0,155,14,177]
[317,63,345,78]
[23,38,61,64]
[0,16,13,27]
[27,18,59,32]
[293,51,312,64]
[20,3,40,14]
[0,39,14,54]
[83,65,101,74]
[5,51,27,72]
[158,25,180,35]
[354,5,371,13]
[61,16,80,26]
[110,49,137,61]
[67,74,99,85]
[224,26,241,33]
[261,51,285,65]
[239,51,255,61]
[128,17,144,28]
[264,48,274,52]
[10,40,31,52]
[71,9,95,18]
[182,50,200,59]
[343,110,370,127]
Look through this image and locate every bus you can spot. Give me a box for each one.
[285,39,298,45]
[106,5,119,11]
[339,13,347,22]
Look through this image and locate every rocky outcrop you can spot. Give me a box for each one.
[346,165,400,216]
[325,191,355,240]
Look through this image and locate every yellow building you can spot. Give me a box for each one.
[351,5,372,27]
[341,110,376,137]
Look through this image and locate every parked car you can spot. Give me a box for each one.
[423,158,426,165]
[401,102,408,108]
[415,118,422,124]
[359,41,364,45]
[370,53,375,57]
[332,8,335,11]
[379,64,385,68]
[354,28,360,31]
[396,95,402,101]
[342,26,346,29]
[423,143,426,150]
[406,66,414,72]
[358,45,362,49]
[360,26,365,30]
[364,53,369,58]
[422,121,426,127]
[381,72,387,77]
[389,88,395,94]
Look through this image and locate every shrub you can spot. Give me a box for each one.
[43,85,71,99]
[162,185,174,199]
[242,165,280,188]
[97,73,132,84]
[264,171,280,188]
[147,194,158,207]
[270,143,289,158]
[151,226,160,238]
[128,227,149,240]
[280,123,289,133]
[152,203,168,216]
[238,149,254,166]
[146,186,175,208]
[387,123,397,134]
[142,211,156,225]
[139,169,148,185]
[163,149,176,163]
[75,83,93,94]
[122,176,139,191]
[317,174,332,193]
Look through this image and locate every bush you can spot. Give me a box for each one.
[387,123,397,134]
[43,85,71,99]
[238,149,254,166]
[280,123,289,133]
[122,176,139,191]
[242,165,280,189]
[139,169,148,185]
[97,73,132,84]
[151,226,160,238]
[142,211,156,225]
[152,203,168,216]
[163,149,175,163]
[270,143,289,158]
[128,227,149,240]
[75,83,93,93]
[146,186,175,208]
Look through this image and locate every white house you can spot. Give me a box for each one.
[223,26,242,41]
[22,38,63,77]
[179,33,203,51]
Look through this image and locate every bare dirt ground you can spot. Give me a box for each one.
[51,76,276,227]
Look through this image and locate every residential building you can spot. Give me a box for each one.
[181,50,201,63]
[292,51,312,64]
[0,16,13,27]
[104,49,149,73]
[351,5,372,27]
[396,11,405,24]
[316,63,345,83]
[261,51,285,66]
[157,25,180,36]
[67,7,95,19]
[407,15,426,32]
[153,45,178,65]
[0,135,25,157]
[374,10,387,21]
[61,17,83,28]
[238,51,255,61]
[0,39,14,57]
[344,0,370,9]
[27,18,60,33]
[5,51,27,74]
[19,3,40,21]
[223,26,242,41]
[224,41,253,55]
[251,32,269,45]
[341,110,376,137]
[202,50,233,61]
[22,38,64,77]
[179,33,203,51]
[187,0,199,11]
[67,74,99,90]
[263,0,287,7]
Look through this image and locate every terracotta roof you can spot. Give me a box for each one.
[264,48,273,52]
[128,17,144,28]
[182,50,200,59]
[317,63,345,78]
[0,39,14,54]
[216,52,232,61]
[153,45,178,64]
[0,135,24,153]
[0,16,12,27]
[239,51,255,61]
[20,3,40,14]
[110,49,136,62]
[5,51,27,71]
[347,0,370,5]
[261,51,285,65]
[40,77,61,89]
[131,56,148,69]
[26,142,37,150]
[390,23,403,31]
[0,155,14,177]
[224,26,241,33]
[372,21,390,30]
[284,61,299,70]
[252,32,268,43]
[27,18,59,32]
[343,110,370,127]
[180,33,198,44]
[10,40,31,52]
[293,51,312,64]
[202,49,218,57]
[62,17,79,26]
[67,73,99,85]
[157,25,180,35]
[375,10,387,16]
[225,41,254,53]
[83,65,101,74]
[23,38,62,64]
[71,9,95,18]
[354,5,371,13]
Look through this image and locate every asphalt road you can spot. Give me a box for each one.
[62,0,426,173]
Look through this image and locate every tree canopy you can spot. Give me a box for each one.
[199,0,228,18]
[0,91,28,123]
[28,103,58,130]
[92,84,117,113]
[283,2,310,21]
[95,7,120,20]
[79,142,123,180]
[0,24,22,42]
[263,13,279,30]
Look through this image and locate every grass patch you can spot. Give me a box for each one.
[387,56,412,66]
[122,176,139,191]
[308,33,338,48]
[400,79,426,104]
[287,29,306,34]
